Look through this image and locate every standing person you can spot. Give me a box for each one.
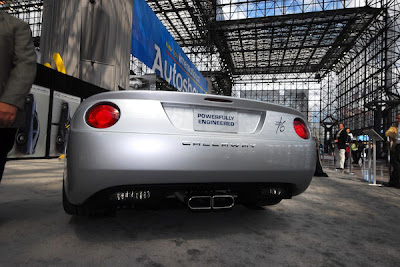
[385,114,400,187]
[345,128,353,164]
[346,128,353,141]
[0,11,37,182]
[334,123,348,170]
[351,141,359,164]
[357,140,365,164]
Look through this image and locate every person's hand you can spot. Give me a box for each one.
[0,102,18,127]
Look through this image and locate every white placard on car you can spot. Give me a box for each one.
[194,108,238,133]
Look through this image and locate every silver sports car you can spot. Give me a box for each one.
[63,91,315,215]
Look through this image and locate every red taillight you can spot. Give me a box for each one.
[293,118,310,139]
[86,103,120,128]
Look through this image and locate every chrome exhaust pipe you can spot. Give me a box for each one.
[175,192,235,210]
[211,195,235,209]
[187,196,212,210]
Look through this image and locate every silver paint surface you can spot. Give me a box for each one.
[65,91,316,204]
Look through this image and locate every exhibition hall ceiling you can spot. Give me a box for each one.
[1,0,383,94]
[148,0,382,76]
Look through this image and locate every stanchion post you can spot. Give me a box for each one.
[373,137,377,185]
[368,139,372,182]
[364,129,384,186]
[387,136,392,176]
[349,140,353,174]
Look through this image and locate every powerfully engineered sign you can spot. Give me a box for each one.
[194,109,238,133]
[131,0,207,94]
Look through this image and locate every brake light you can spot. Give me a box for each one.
[293,118,310,139]
[86,103,120,128]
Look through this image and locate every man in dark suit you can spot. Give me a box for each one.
[0,11,37,181]
[334,123,348,169]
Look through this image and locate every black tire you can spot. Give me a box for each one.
[62,183,116,216]
[62,182,86,215]
[134,84,139,89]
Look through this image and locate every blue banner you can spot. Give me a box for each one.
[131,0,207,94]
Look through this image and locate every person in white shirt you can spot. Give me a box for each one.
[346,128,353,141]
[334,123,348,169]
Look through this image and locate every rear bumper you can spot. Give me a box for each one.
[65,131,316,204]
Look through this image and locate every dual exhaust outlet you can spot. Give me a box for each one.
[114,190,234,210]
[189,195,235,210]
[177,193,235,210]
[115,186,286,210]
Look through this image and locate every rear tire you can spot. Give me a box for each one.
[62,183,116,216]
[63,183,79,215]
[63,183,88,215]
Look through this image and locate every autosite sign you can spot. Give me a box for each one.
[131,0,207,94]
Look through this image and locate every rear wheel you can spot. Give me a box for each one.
[62,183,116,216]
[62,183,83,215]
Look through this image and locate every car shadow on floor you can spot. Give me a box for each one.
[68,203,289,243]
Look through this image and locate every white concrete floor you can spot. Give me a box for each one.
[0,158,399,266]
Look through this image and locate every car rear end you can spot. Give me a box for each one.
[64,91,315,214]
